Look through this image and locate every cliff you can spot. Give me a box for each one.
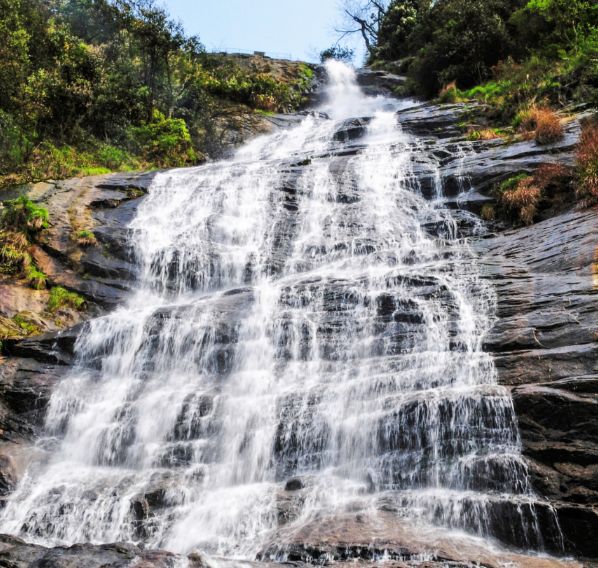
[0,70,596,567]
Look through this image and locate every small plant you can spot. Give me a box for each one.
[1,196,49,234]
[13,313,42,336]
[26,265,47,290]
[438,81,461,104]
[466,128,504,141]
[500,176,541,225]
[47,286,85,313]
[576,119,598,206]
[0,231,30,273]
[76,229,97,247]
[480,204,496,221]
[515,107,564,145]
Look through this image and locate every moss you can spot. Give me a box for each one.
[0,315,25,339]
[47,286,85,313]
[126,187,145,199]
[12,313,41,335]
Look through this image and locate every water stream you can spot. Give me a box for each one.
[0,62,556,559]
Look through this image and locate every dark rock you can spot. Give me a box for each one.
[284,477,304,491]
[477,205,598,560]
[3,326,83,366]
[356,68,407,97]
[0,533,182,567]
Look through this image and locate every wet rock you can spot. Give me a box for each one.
[3,326,82,366]
[333,118,372,142]
[477,206,598,559]
[259,511,580,567]
[0,533,183,567]
[356,68,407,97]
[284,478,304,491]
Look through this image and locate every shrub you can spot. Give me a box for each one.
[500,176,541,225]
[1,196,49,234]
[129,110,197,168]
[496,163,573,225]
[47,286,85,313]
[516,107,564,144]
[320,46,355,63]
[576,119,598,206]
[76,229,97,246]
[26,265,47,290]
[438,82,461,104]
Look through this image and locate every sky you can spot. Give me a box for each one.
[162,0,359,63]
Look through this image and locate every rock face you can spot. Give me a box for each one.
[0,71,596,566]
[477,208,598,559]
[0,534,197,568]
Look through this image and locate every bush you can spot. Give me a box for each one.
[1,196,49,234]
[438,82,461,103]
[129,110,197,168]
[500,176,541,225]
[76,229,97,246]
[47,286,85,313]
[26,265,47,289]
[496,163,573,224]
[320,46,355,63]
[516,107,564,144]
[576,119,598,205]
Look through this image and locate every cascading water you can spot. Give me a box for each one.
[0,62,559,559]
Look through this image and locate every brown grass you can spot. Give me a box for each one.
[500,177,541,225]
[518,107,564,145]
[576,120,598,206]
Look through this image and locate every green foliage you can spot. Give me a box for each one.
[129,110,196,167]
[47,286,85,313]
[12,313,42,335]
[1,196,49,234]
[498,173,532,193]
[25,265,47,289]
[0,0,314,185]
[374,0,421,62]
[320,46,355,63]
[373,0,597,105]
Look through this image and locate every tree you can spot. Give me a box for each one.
[336,0,390,55]
[374,0,425,61]
[319,46,355,63]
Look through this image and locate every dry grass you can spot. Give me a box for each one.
[517,107,564,145]
[500,177,541,225]
[438,81,460,103]
[480,204,496,221]
[497,162,573,225]
[576,120,598,206]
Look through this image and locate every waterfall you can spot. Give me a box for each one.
[0,62,555,558]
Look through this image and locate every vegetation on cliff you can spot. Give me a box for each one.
[367,0,596,115]
[0,0,315,188]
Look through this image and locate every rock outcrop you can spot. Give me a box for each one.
[0,73,596,566]
[477,208,598,559]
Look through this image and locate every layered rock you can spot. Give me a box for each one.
[477,208,598,559]
[0,75,596,566]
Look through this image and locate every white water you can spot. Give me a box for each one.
[0,62,555,558]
